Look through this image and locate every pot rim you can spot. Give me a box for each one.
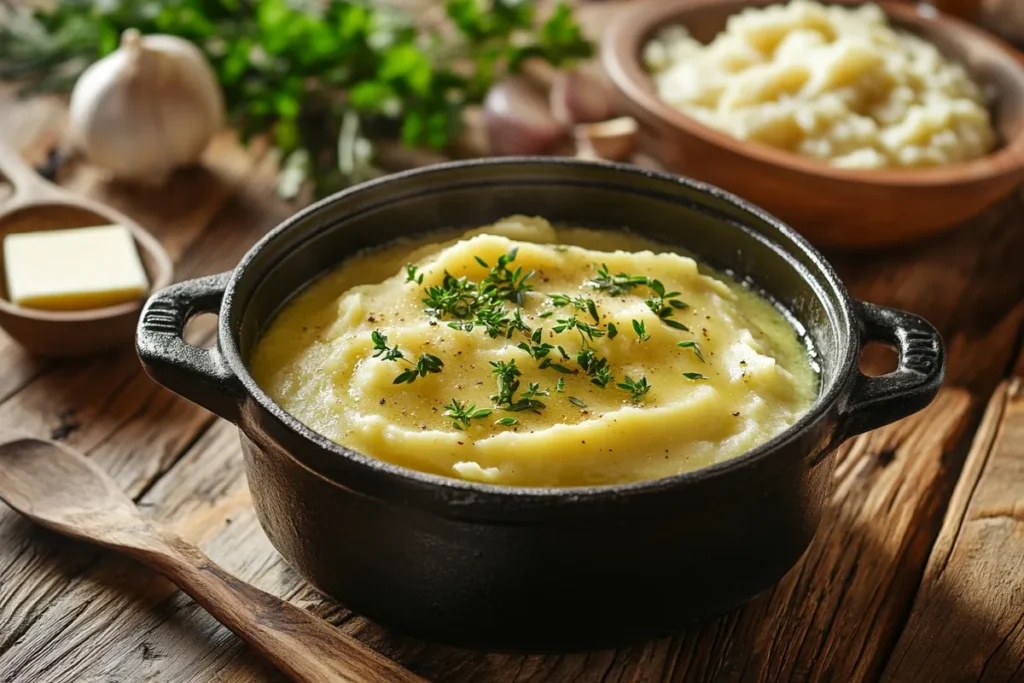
[218,157,856,503]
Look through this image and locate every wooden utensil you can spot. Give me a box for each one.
[0,433,427,683]
[602,0,1024,249]
[0,137,173,356]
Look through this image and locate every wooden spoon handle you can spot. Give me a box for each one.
[138,538,427,683]
[0,136,68,204]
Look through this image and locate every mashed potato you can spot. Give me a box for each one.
[644,1,996,168]
[250,216,817,488]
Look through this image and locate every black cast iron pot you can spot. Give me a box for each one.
[136,158,944,652]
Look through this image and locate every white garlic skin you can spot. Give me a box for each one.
[68,29,225,186]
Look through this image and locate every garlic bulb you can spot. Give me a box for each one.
[68,29,224,186]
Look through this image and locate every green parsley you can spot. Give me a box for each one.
[443,399,491,430]
[683,372,707,380]
[588,264,648,296]
[2,1,592,197]
[632,319,650,342]
[677,340,706,362]
[617,375,651,402]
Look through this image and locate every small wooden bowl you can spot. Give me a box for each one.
[0,141,173,357]
[602,0,1024,249]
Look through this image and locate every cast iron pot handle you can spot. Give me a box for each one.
[136,272,243,424]
[839,300,945,440]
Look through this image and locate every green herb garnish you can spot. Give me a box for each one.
[568,396,587,409]
[490,359,523,407]
[607,322,618,339]
[588,264,648,296]
[683,372,707,380]
[632,319,650,342]
[550,294,600,323]
[677,340,705,362]
[424,272,477,319]
[443,399,491,430]
[476,248,534,306]
[495,417,519,427]
[575,347,614,388]
[617,375,651,402]
[405,264,424,285]
[644,279,689,330]
[553,315,605,343]
[555,378,565,393]
[371,330,444,384]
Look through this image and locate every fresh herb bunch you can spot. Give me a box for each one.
[0,0,591,195]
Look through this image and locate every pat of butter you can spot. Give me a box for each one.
[3,225,150,311]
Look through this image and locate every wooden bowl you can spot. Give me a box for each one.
[0,141,173,357]
[602,0,1024,249]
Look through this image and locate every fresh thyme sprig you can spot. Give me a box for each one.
[588,264,648,296]
[549,294,600,323]
[645,279,689,331]
[553,314,605,343]
[495,417,519,427]
[683,372,707,380]
[518,328,575,374]
[575,347,614,388]
[424,273,476,319]
[632,319,650,342]
[617,375,651,402]
[370,330,444,384]
[677,340,706,362]
[405,264,424,285]
[489,359,548,413]
[475,248,534,306]
[443,399,491,430]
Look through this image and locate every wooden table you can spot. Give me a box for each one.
[2,69,1024,682]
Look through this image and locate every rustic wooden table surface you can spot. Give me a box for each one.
[2,18,1024,680]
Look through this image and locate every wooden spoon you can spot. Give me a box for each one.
[0,433,427,683]
[0,137,173,356]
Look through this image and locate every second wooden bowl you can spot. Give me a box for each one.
[0,139,173,357]
[602,0,1024,249]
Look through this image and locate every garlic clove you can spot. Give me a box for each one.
[483,76,569,156]
[573,117,639,162]
[550,66,617,125]
[68,28,225,186]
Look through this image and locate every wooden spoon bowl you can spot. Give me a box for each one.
[0,139,173,357]
[602,0,1024,249]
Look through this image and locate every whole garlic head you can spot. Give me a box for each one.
[68,29,225,186]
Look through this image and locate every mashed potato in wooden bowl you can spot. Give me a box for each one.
[644,0,997,168]
[250,216,818,488]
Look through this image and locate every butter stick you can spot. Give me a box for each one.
[3,225,150,311]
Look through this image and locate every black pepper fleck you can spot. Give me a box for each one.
[379,398,386,405]
[732,411,741,417]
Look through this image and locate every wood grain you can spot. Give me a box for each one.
[879,349,1024,683]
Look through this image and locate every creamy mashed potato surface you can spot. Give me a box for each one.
[250,216,817,487]
[644,1,996,168]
